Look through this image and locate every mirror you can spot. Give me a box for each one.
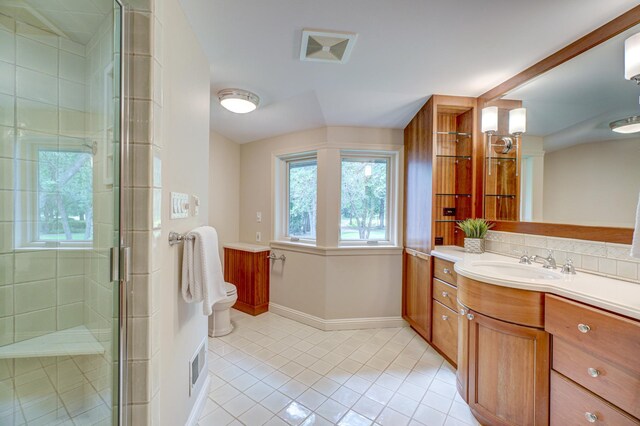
[495,23,640,228]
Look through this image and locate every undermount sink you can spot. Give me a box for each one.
[467,261,563,281]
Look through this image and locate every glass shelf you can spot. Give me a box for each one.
[485,194,516,198]
[435,131,472,137]
[436,155,472,160]
[435,193,471,197]
[485,157,516,161]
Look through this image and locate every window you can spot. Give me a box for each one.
[340,155,390,243]
[37,149,94,242]
[286,157,317,241]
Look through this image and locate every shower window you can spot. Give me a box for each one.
[16,139,95,248]
[37,148,94,242]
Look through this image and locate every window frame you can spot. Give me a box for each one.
[338,151,396,246]
[15,136,94,249]
[277,152,318,244]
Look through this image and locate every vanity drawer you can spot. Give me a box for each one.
[550,371,639,426]
[433,279,457,311]
[546,295,640,375]
[553,338,640,419]
[432,300,458,363]
[433,257,456,285]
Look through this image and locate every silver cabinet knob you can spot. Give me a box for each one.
[585,412,598,423]
[443,268,451,275]
[442,315,449,321]
[459,308,467,316]
[466,313,475,320]
[578,324,591,333]
[442,291,449,297]
[587,368,600,378]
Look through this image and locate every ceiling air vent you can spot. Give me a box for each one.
[300,29,357,64]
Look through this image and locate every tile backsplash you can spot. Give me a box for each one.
[485,230,640,283]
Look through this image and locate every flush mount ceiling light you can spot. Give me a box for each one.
[217,89,260,114]
[300,29,357,63]
[610,116,640,134]
[625,33,640,83]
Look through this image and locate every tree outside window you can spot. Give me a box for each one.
[288,158,317,240]
[38,149,94,241]
[341,157,389,241]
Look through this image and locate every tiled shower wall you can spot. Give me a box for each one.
[485,230,640,283]
[0,14,88,346]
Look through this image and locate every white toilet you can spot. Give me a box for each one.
[209,282,238,337]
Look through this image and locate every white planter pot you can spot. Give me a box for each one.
[464,238,485,254]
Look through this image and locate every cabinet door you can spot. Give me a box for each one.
[403,252,431,339]
[467,310,550,426]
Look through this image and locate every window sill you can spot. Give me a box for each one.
[270,240,403,256]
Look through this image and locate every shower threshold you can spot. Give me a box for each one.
[0,325,105,359]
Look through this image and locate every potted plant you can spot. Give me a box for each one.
[457,218,494,254]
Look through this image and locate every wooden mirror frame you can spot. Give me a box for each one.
[475,5,640,244]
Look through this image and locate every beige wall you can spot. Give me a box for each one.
[158,0,211,424]
[520,136,545,222]
[240,127,405,321]
[209,131,240,261]
[543,138,640,227]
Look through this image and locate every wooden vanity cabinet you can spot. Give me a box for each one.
[457,275,549,426]
[545,294,640,423]
[402,249,431,341]
[431,257,458,365]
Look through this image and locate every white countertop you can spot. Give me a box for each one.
[223,242,271,253]
[431,246,640,321]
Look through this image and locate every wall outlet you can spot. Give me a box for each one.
[256,212,262,223]
[256,232,261,242]
[193,195,200,216]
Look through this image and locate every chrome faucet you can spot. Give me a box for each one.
[519,252,533,265]
[531,250,557,269]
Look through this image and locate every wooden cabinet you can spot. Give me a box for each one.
[465,309,549,426]
[223,245,270,316]
[546,295,640,422]
[431,257,458,365]
[457,276,549,426]
[402,249,431,340]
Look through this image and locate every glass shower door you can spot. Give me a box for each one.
[0,0,123,424]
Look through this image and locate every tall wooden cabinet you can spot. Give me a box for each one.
[402,95,479,350]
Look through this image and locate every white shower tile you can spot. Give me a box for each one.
[59,51,85,83]
[16,67,58,105]
[0,30,14,63]
[16,37,58,76]
[0,93,15,127]
[14,280,56,314]
[0,61,14,96]
[59,79,85,111]
[16,98,58,134]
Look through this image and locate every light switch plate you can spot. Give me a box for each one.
[170,192,189,219]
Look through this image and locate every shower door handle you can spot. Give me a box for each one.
[110,246,131,282]
[110,247,120,282]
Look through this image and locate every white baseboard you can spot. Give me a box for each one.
[185,374,210,426]
[269,303,407,331]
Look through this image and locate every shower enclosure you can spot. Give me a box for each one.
[0,0,125,424]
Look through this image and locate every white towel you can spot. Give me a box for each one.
[632,193,640,258]
[181,226,227,315]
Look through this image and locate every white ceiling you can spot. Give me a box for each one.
[506,23,640,152]
[178,0,640,144]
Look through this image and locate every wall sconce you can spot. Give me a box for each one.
[625,32,640,83]
[481,106,526,176]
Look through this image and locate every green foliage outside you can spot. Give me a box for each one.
[288,160,317,238]
[38,150,93,241]
[341,159,388,240]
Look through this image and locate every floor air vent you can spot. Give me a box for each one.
[300,29,357,63]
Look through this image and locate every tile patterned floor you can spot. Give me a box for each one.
[199,309,481,426]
